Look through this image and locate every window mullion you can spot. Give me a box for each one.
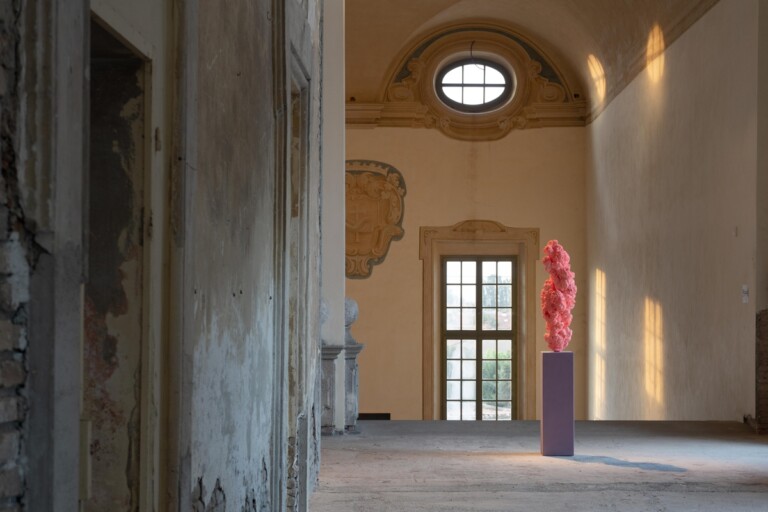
[475,262,482,420]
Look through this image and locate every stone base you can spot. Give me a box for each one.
[321,426,344,436]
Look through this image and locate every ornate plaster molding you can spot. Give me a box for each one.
[347,21,587,140]
[345,160,406,279]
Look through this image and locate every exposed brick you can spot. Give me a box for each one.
[0,362,23,389]
[0,321,23,353]
[0,431,18,461]
[0,399,19,424]
[0,279,27,315]
[0,238,26,277]
[0,468,21,498]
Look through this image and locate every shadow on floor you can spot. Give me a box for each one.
[560,454,687,472]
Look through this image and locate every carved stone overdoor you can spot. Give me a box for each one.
[345,160,406,279]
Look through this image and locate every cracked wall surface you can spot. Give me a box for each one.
[3,0,325,508]
[0,1,34,508]
[83,22,145,510]
[184,0,323,509]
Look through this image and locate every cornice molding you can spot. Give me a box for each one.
[348,21,587,140]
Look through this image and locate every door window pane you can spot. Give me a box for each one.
[462,308,476,330]
[498,381,512,401]
[462,339,476,358]
[446,285,461,307]
[498,285,512,307]
[447,261,461,283]
[498,309,512,330]
[482,309,497,330]
[497,402,512,420]
[482,285,496,307]
[447,309,461,330]
[447,339,461,359]
[462,381,476,400]
[462,261,476,283]
[462,360,476,379]
[482,381,496,400]
[461,285,476,307]
[482,261,496,283]
[447,401,461,420]
[482,401,496,420]
[447,381,461,400]
[482,339,496,359]
[482,361,496,379]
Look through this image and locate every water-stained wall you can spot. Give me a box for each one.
[176,0,324,510]
[5,0,326,509]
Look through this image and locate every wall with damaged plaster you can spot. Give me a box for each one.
[6,0,327,509]
[0,1,41,508]
[88,1,174,510]
[84,23,145,510]
[182,0,324,510]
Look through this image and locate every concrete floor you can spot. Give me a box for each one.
[310,420,768,511]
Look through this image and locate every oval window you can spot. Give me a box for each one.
[436,59,514,113]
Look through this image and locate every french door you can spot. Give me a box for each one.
[442,257,517,420]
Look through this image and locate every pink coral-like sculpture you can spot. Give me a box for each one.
[541,240,577,352]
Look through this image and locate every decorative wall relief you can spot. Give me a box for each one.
[346,23,587,141]
[345,160,406,278]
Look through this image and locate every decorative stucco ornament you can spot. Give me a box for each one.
[540,240,577,352]
[345,160,406,278]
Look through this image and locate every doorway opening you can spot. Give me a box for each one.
[84,18,148,509]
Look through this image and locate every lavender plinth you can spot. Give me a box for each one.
[541,351,574,456]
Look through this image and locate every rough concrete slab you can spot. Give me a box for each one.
[310,421,768,512]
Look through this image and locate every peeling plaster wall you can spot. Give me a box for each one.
[346,127,587,420]
[587,0,757,421]
[84,38,145,510]
[0,2,39,509]
[183,0,323,510]
[4,0,326,509]
[187,1,280,507]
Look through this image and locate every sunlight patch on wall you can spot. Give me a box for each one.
[587,54,606,103]
[593,269,607,419]
[644,297,665,413]
[646,24,666,83]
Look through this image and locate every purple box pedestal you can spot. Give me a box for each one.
[541,351,574,456]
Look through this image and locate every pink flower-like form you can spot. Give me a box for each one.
[541,240,577,352]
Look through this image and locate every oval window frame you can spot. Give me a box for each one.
[435,58,515,113]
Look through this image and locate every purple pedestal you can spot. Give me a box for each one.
[541,351,574,456]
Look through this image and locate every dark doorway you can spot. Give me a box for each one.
[83,18,146,510]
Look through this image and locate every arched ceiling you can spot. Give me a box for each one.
[346,0,719,117]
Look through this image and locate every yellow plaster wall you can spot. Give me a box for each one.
[346,126,587,420]
[587,0,758,420]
